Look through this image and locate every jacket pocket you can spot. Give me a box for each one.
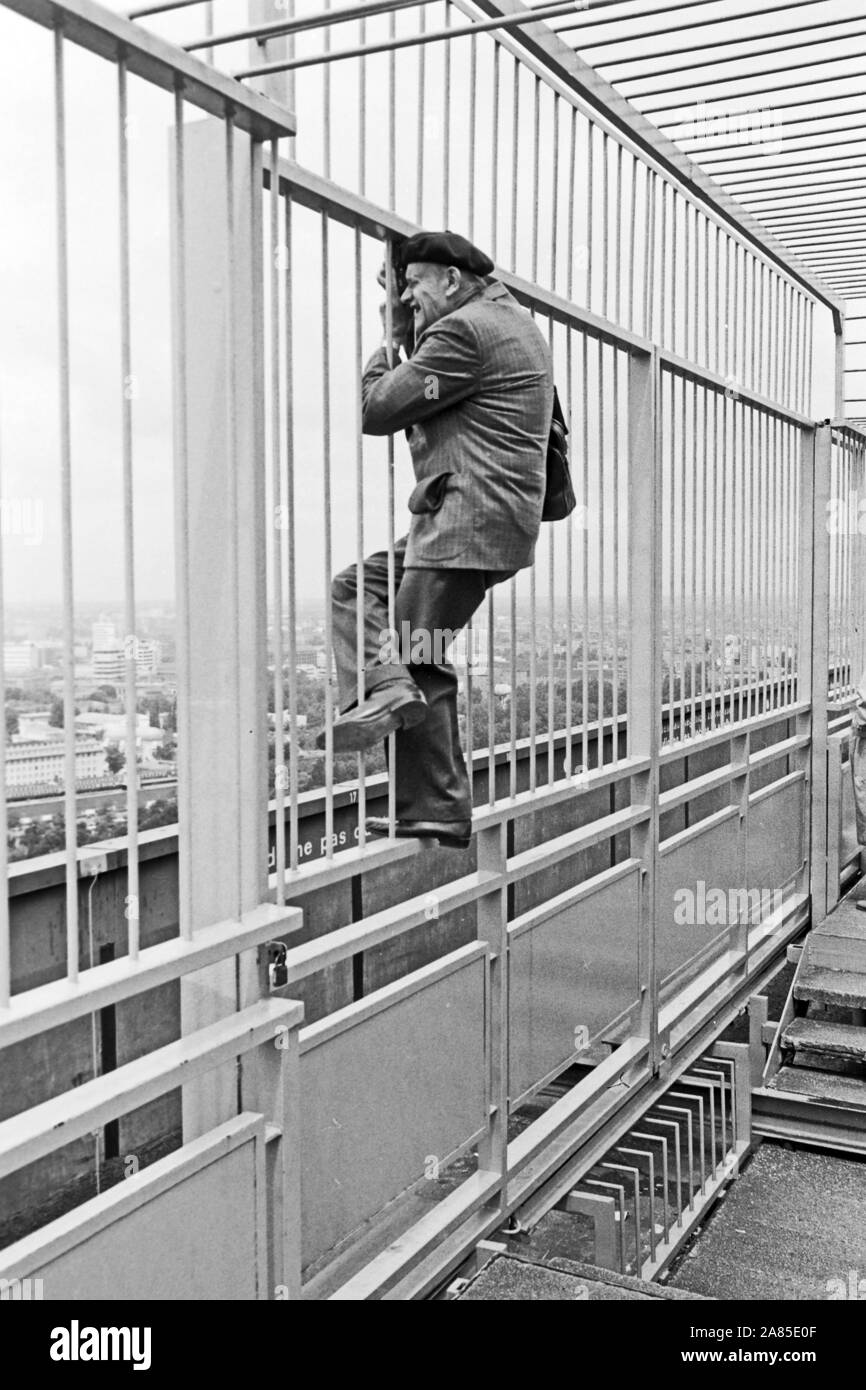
[408,471,453,515]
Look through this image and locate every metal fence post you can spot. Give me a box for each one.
[171,116,270,1140]
[809,424,832,923]
[477,822,509,1206]
[627,345,662,1071]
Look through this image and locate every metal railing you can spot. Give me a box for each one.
[0,0,864,1301]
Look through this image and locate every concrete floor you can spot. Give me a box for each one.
[457,1254,708,1301]
[667,1141,866,1300]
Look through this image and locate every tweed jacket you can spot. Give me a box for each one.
[361,280,554,570]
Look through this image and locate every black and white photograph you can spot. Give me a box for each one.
[1,0,866,1338]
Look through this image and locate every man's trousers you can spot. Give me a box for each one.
[331,535,515,823]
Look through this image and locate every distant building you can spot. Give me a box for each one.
[295,647,321,667]
[91,618,160,682]
[6,738,106,790]
[3,641,40,675]
[93,648,125,684]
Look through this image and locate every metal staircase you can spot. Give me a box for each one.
[754,879,866,1153]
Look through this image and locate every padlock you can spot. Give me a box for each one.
[268,944,288,990]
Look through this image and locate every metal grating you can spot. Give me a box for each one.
[557,1048,749,1281]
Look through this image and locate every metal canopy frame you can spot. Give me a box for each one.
[544,0,866,307]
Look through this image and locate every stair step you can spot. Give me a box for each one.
[794,964,866,1011]
[782,1017,866,1062]
[808,921,866,974]
[767,1066,866,1109]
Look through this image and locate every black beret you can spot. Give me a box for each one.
[399,230,494,277]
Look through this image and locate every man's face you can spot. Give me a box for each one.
[401,262,457,336]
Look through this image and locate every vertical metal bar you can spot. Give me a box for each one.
[442,0,451,224]
[702,213,710,374]
[465,614,475,792]
[468,32,477,239]
[669,190,678,356]
[736,397,745,724]
[565,330,574,779]
[628,346,660,1069]
[116,55,140,958]
[659,1104,694,1213]
[359,14,367,196]
[700,386,709,733]
[322,0,331,180]
[321,213,335,857]
[597,338,605,765]
[601,131,610,320]
[784,419,793,708]
[682,196,691,362]
[548,409,556,783]
[612,348,621,763]
[679,369,687,740]
[490,39,499,260]
[385,250,398,831]
[269,140,286,902]
[488,590,496,803]
[171,87,194,935]
[800,294,806,414]
[736,242,745,394]
[416,6,425,222]
[511,55,520,271]
[204,0,214,63]
[755,407,764,717]
[549,95,559,291]
[529,542,538,791]
[287,0,297,161]
[225,114,242,916]
[531,75,540,285]
[55,27,79,982]
[388,4,395,209]
[567,104,576,303]
[667,373,676,737]
[713,223,721,377]
[509,576,517,798]
[354,230,367,848]
[626,152,636,333]
[586,119,594,313]
[773,413,781,712]
[709,391,719,723]
[756,260,765,398]
[773,273,782,403]
[725,234,733,384]
[633,1132,669,1244]
[659,180,668,352]
[747,406,757,720]
[679,1092,706,1189]
[284,191,299,872]
[749,250,757,399]
[720,388,729,729]
[690,378,699,734]
[0,411,7,1004]
[616,1148,657,1264]
[643,165,653,337]
[582,332,589,776]
[615,143,625,327]
[808,299,816,417]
